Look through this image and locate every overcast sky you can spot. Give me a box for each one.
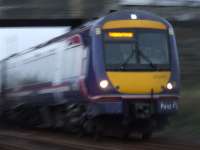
[0,27,69,60]
[121,0,200,5]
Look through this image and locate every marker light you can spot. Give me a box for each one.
[167,82,173,90]
[108,32,134,38]
[131,14,137,20]
[169,27,174,36]
[100,80,109,89]
[95,28,101,35]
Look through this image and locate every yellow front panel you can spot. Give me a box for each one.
[103,20,167,30]
[106,71,171,94]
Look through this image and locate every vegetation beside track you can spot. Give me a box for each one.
[160,87,200,142]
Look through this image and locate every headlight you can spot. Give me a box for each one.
[167,82,173,90]
[99,80,109,89]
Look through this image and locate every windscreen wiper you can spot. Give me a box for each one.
[137,48,158,70]
[119,47,135,69]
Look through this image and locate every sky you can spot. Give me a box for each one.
[1,0,200,60]
[0,27,69,60]
[121,0,200,5]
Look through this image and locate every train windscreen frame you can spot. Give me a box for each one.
[103,29,170,71]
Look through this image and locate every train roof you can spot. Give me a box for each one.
[92,10,170,28]
[2,20,95,61]
[2,10,170,61]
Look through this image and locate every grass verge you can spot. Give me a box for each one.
[159,88,200,141]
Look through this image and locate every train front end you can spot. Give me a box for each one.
[87,10,180,137]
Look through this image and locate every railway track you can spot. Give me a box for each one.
[0,128,199,150]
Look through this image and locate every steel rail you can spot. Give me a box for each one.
[0,129,200,150]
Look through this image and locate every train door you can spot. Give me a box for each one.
[0,62,2,95]
[53,43,64,86]
[0,60,6,115]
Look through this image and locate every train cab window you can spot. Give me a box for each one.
[104,42,136,69]
[138,32,169,65]
[103,30,170,71]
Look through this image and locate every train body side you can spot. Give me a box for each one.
[1,32,90,110]
[0,10,180,138]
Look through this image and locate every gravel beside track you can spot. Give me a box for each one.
[0,128,199,150]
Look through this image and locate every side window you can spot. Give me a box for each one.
[6,61,20,89]
[21,53,56,85]
[81,46,88,76]
[62,45,83,79]
[6,52,56,89]
[61,34,88,80]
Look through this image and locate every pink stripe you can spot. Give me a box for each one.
[6,81,69,94]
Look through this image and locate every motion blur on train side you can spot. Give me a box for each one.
[0,10,180,139]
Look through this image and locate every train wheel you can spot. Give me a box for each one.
[142,130,152,140]
[121,129,131,139]
[93,119,104,141]
[83,118,103,140]
[83,118,95,135]
[139,119,154,140]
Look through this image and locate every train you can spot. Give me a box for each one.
[0,10,180,139]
